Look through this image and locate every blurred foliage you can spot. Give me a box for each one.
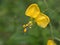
[0,0,60,45]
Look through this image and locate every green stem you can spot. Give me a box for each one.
[49,23,54,40]
[43,0,49,12]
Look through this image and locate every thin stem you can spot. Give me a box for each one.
[43,0,57,13]
[44,0,48,8]
[49,23,54,40]
[54,37,60,41]
[43,0,49,12]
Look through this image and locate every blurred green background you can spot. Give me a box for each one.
[0,0,60,45]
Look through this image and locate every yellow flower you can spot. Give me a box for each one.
[47,40,56,45]
[25,4,40,18]
[25,3,50,28]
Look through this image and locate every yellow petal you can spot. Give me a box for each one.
[24,28,27,33]
[25,4,40,18]
[47,40,56,45]
[35,13,50,28]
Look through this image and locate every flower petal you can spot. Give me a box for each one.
[25,4,40,18]
[47,40,56,45]
[35,13,50,28]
